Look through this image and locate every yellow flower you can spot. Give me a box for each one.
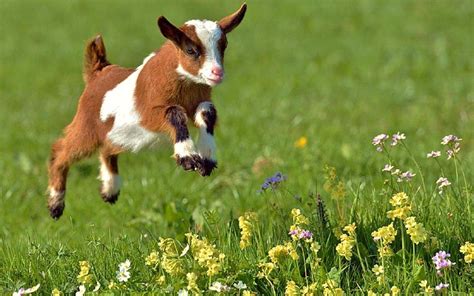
[371,223,397,245]
[386,206,411,220]
[460,241,474,263]
[291,208,309,225]
[239,212,258,250]
[390,192,409,207]
[51,288,61,296]
[419,280,434,294]
[161,256,184,275]
[186,272,199,293]
[77,261,92,285]
[108,281,118,289]
[336,224,357,260]
[257,262,276,278]
[387,192,412,220]
[301,283,318,296]
[343,223,357,236]
[323,279,345,296]
[310,242,322,268]
[295,136,308,148]
[404,217,428,244]
[377,245,394,258]
[145,250,159,266]
[158,238,179,256]
[156,275,166,286]
[367,291,377,296]
[268,242,299,263]
[186,233,225,276]
[285,280,299,296]
[390,286,400,296]
[243,291,256,296]
[372,264,384,276]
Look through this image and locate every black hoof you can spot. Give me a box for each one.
[100,189,120,204]
[48,202,65,220]
[176,154,202,172]
[197,159,217,176]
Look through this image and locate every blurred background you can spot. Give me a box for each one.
[0,0,472,265]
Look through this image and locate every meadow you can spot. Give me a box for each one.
[0,0,473,294]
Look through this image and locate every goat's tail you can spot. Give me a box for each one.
[83,35,110,83]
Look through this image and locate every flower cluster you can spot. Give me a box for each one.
[387,192,411,220]
[145,250,159,267]
[435,282,449,291]
[257,262,276,278]
[186,233,225,276]
[391,132,406,146]
[260,172,287,191]
[322,279,345,296]
[77,261,92,285]
[441,135,462,160]
[158,238,184,276]
[426,150,441,158]
[432,250,454,276]
[372,264,385,284]
[404,216,428,244]
[460,241,474,263]
[372,134,389,152]
[336,223,357,261]
[239,212,258,249]
[294,136,308,148]
[288,208,313,242]
[186,272,199,293]
[268,242,299,264]
[435,177,451,194]
[116,259,131,283]
[371,223,397,257]
[419,280,434,294]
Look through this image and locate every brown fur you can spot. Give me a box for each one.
[47,4,247,219]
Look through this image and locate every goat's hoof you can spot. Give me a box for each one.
[48,202,65,220]
[100,189,120,204]
[176,154,202,171]
[197,159,217,176]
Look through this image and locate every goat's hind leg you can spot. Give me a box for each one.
[98,149,121,204]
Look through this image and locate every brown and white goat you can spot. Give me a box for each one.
[47,4,247,219]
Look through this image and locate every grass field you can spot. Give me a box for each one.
[1,0,473,294]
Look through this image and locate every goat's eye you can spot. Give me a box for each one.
[186,47,199,58]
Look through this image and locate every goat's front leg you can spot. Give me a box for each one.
[194,101,218,176]
[165,105,204,172]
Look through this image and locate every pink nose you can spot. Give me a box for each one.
[211,67,223,77]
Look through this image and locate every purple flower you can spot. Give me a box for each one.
[436,177,451,194]
[288,229,299,236]
[432,250,454,276]
[397,171,416,182]
[391,132,406,146]
[260,172,287,192]
[299,230,313,240]
[372,134,389,152]
[441,135,461,145]
[435,282,449,291]
[427,151,441,158]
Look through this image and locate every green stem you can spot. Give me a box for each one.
[401,142,427,197]
[399,219,406,279]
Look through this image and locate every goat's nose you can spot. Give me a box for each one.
[211,67,223,77]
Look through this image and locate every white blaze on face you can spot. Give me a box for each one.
[178,20,224,86]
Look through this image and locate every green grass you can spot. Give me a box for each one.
[0,0,473,294]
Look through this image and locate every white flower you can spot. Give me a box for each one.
[233,281,247,290]
[117,259,131,282]
[435,283,449,291]
[180,244,190,257]
[427,151,441,158]
[372,134,389,152]
[382,164,394,172]
[13,284,40,296]
[75,285,86,296]
[441,135,461,145]
[391,168,401,176]
[177,289,189,296]
[209,282,230,292]
[391,132,406,146]
[436,177,451,194]
[92,282,101,292]
[397,171,415,182]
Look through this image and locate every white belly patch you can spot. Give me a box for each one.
[100,53,161,152]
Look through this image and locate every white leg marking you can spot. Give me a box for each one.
[174,138,198,158]
[48,187,65,204]
[194,102,217,161]
[99,161,121,196]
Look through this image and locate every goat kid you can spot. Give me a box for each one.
[47,4,247,219]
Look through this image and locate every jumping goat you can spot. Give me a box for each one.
[47,4,247,219]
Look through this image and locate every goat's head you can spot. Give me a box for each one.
[157,3,247,87]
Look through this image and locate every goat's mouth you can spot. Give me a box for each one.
[204,75,224,86]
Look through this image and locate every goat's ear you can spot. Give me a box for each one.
[157,16,191,48]
[218,3,247,34]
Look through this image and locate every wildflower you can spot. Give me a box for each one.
[156,275,166,286]
[419,280,434,294]
[268,242,299,263]
[372,134,389,152]
[108,281,118,289]
[397,171,415,182]
[233,281,247,290]
[372,264,384,276]
[77,261,92,285]
[51,288,61,296]
[435,177,451,194]
[460,241,474,263]
[295,136,308,148]
[145,250,160,266]
[427,151,441,158]
[391,168,401,176]
[209,282,230,292]
[441,135,461,145]
[404,217,428,244]
[158,237,180,256]
[391,286,400,295]
[432,251,454,275]
[372,223,397,244]
[92,282,101,292]
[186,272,199,293]
[323,166,346,200]
[257,262,276,278]
[446,143,461,160]
[116,259,131,283]
[13,284,40,296]
[177,289,189,296]
[75,285,86,296]
[260,172,286,191]
[377,245,394,257]
[299,230,313,240]
[243,291,256,296]
[291,208,309,225]
[387,192,411,220]
[239,212,258,249]
[310,242,322,268]
[391,132,406,146]
[301,283,318,296]
[186,233,226,276]
[336,223,357,260]
[161,256,184,275]
[322,279,344,296]
[382,164,394,172]
[435,283,449,291]
[285,281,299,296]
